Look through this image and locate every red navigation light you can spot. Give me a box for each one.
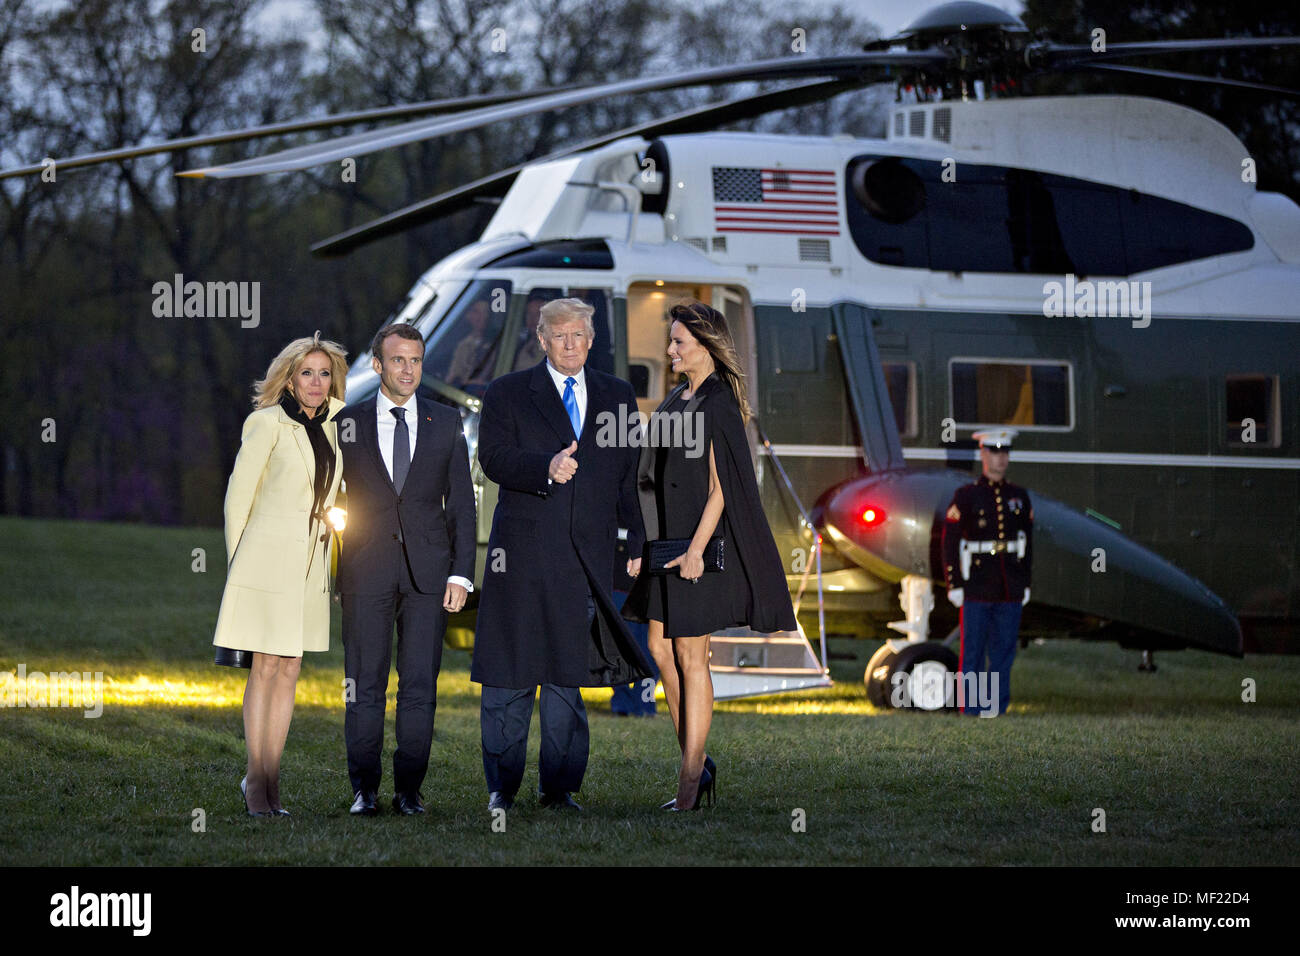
[859,505,887,528]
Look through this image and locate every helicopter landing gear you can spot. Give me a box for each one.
[864,640,960,711]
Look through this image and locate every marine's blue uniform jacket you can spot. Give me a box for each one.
[941,475,1034,602]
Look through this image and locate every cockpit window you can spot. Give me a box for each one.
[424,279,512,395]
[500,287,615,377]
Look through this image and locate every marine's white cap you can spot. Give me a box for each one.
[973,428,1018,450]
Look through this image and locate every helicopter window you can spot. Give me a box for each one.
[628,362,654,398]
[485,239,615,270]
[770,327,819,374]
[846,155,1253,276]
[1025,177,1125,276]
[882,362,918,439]
[950,359,1072,430]
[928,166,1017,273]
[509,288,562,374]
[566,287,615,375]
[1225,375,1280,448]
[1120,191,1254,274]
[423,278,511,396]
[502,286,615,378]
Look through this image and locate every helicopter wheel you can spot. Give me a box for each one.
[865,641,960,711]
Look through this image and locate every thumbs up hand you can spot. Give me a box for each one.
[548,440,579,483]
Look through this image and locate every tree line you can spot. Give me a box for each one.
[1,0,1295,526]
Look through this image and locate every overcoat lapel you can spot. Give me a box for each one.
[577,369,606,452]
[530,362,577,445]
[279,406,317,486]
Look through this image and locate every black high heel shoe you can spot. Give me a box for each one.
[661,755,718,809]
[664,766,714,812]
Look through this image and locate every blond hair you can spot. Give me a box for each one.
[539,297,595,337]
[252,332,348,410]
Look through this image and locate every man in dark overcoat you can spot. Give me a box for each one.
[471,297,650,811]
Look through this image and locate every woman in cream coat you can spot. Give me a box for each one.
[213,333,347,816]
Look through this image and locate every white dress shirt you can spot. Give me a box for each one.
[376,389,418,479]
[376,389,472,593]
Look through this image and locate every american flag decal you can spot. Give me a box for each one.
[711,166,840,236]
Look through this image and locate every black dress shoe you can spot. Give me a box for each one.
[487,791,514,811]
[538,791,582,811]
[350,790,379,816]
[392,792,425,815]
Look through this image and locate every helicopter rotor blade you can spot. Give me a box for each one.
[1063,61,1300,99]
[178,51,948,179]
[1031,35,1300,67]
[0,88,582,182]
[309,76,870,257]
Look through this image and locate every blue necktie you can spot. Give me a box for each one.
[562,376,581,439]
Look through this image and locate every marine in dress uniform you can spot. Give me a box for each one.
[942,428,1033,716]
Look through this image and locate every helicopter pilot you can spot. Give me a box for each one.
[446,299,498,387]
[942,428,1033,716]
[513,294,548,371]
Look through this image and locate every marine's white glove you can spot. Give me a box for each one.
[947,588,964,608]
[1022,587,1031,606]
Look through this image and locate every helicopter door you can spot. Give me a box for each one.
[624,282,756,421]
[831,303,907,473]
[625,281,830,699]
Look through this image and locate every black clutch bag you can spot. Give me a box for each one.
[213,645,253,669]
[646,537,725,574]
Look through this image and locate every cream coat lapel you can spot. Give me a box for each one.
[323,396,345,504]
[278,404,317,487]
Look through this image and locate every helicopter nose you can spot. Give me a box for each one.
[820,471,1242,655]
[822,471,936,581]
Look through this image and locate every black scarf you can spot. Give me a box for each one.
[279,393,336,528]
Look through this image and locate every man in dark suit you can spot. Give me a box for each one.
[336,323,476,815]
[472,297,650,812]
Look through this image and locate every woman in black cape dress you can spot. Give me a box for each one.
[624,302,796,810]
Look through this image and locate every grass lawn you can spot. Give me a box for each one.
[1,516,1297,866]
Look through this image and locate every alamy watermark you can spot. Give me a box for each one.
[151,273,260,328]
[1,664,103,717]
[1043,273,1151,328]
[890,667,1000,717]
[594,405,704,458]
[49,885,150,935]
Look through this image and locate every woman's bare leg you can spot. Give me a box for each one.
[261,655,301,810]
[242,653,277,814]
[646,619,684,749]
[672,633,713,808]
